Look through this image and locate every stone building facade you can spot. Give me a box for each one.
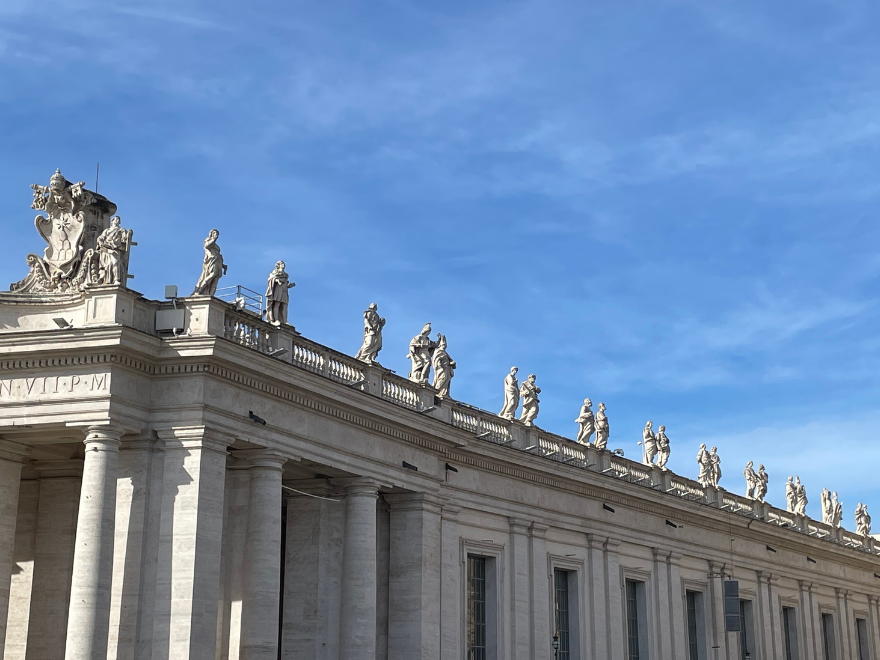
[2,180,880,660]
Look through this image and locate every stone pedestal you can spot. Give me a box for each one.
[65,427,123,660]
[0,440,29,660]
[385,493,443,660]
[239,451,286,660]
[338,479,379,660]
[26,460,83,660]
[152,427,229,660]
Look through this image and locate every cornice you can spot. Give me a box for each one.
[2,343,880,573]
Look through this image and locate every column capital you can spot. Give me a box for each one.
[234,448,288,471]
[508,517,531,535]
[604,538,621,553]
[529,522,549,539]
[668,551,682,565]
[384,492,444,514]
[441,504,462,520]
[586,533,607,550]
[155,426,233,454]
[83,426,123,452]
[333,476,381,497]
[0,438,31,463]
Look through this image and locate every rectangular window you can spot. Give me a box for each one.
[856,619,869,660]
[626,579,647,660]
[821,613,836,660]
[739,600,754,660]
[554,569,571,660]
[782,607,799,660]
[467,556,487,660]
[686,590,705,660]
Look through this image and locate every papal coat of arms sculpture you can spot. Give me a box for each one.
[9,168,133,294]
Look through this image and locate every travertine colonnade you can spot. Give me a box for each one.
[1,286,880,660]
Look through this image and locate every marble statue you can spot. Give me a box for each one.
[785,477,796,513]
[193,229,227,296]
[406,323,437,385]
[594,402,609,449]
[696,444,713,488]
[856,503,872,537]
[265,261,295,326]
[656,425,670,469]
[744,461,758,499]
[355,303,386,364]
[755,465,768,502]
[710,447,722,488]
[10,168,122,294]
[794,476,807,516]
[519,374,541,426]
[431,334,456,398]
[95,216,133,286]
[574,399,595,444]
[640,421,657,466]
[821,488,833,525]
[499,367,519,419]
[832,492,843,528]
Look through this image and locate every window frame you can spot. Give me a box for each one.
[855,617,870,660]
[548,554,585,660]
[461,540,504,660]
[624,577,650,660]
[738,599,755,660]
[782,605,800,660]
[820,612,836,660]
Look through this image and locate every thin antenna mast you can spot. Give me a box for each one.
[95,162,100,193]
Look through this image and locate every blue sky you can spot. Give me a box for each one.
[2,0,880,524]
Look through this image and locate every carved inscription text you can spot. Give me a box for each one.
[0,373,110,401]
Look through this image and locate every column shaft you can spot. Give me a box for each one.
[605,540,625,660]
[530,523,550,659]
[587,535,608,660]
[65,429,121,660]
[152,428,229,660]
[239,454,285,660]
[219,464,251,660]
[508,518,531,660]
[338,480,378,660]
[280,488,345,660]
[439,507,460,660]
[385,493,442,660]
[5,479,38,660]
[107,438,163,660]
[26,466,81,660]
[0,441,28,660]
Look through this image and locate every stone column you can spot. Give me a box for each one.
[280,482,345,660]
[5,477,38,660]
[65,427,122,660]
[587,534,608,660]
[797,580,816,660]
[530,523,550,659]
[605,539,625,660]
[439,506,461,660]
[107,436,164,660]
[152,427,230,660]
[26,459,82,660]
[651,548,673,659]
[338,479,379,660]
[239,451,286,660]
[667,553,685,659]
[508,517,531,660]
[0,440,29,660]
[385,492,443,660]
[218,457,251,660]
